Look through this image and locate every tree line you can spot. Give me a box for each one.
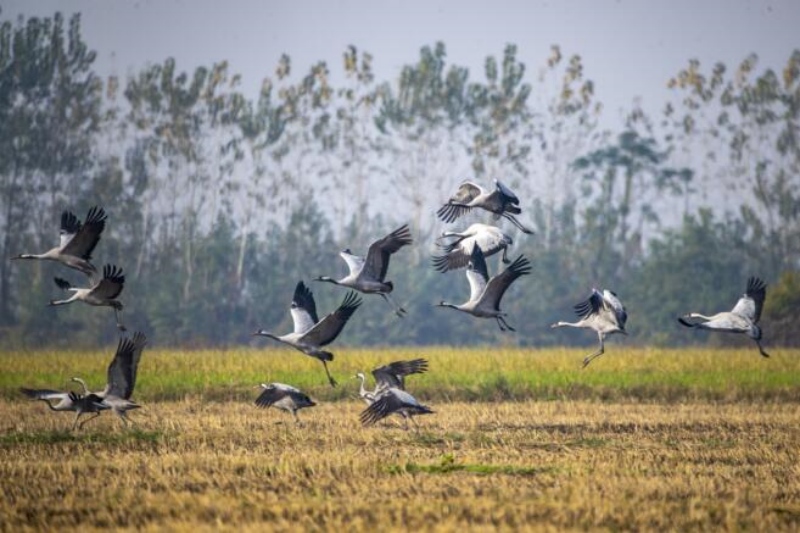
[0,12,798,349]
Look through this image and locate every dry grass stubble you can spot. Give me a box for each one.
[2,399,800,531]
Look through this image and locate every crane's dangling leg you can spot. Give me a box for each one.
[496,316,516,332]
[79,412,101,429]
[114,307,127,332]
[381,293,407,317]
[501,246,510,264]
[291,410,302,426]
[71,411,84,431]
[582,335,606,368]
[755,339,770,358]
[503,213,534,235]
[321,360,337,388]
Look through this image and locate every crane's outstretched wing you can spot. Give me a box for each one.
[465,245,490,301]
[53,277,74,291]
[436,182,483,223]
[574,289,604,320]
[372,358,428,389]
[493,179,520,205]
[339,250,366,276]
[255,383,292,408]
[61,206,107,260]
[290,281,319,334]
[482,254,531,309]
[301,291,362,347]
[602,289,628,328]
[128,332,147,396]
[731,276,766,323]
[359,388,432,426]
[364,224,413,281]
[106,334,139,399]
[92,265,125,300]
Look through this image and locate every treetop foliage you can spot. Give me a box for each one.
[1,12,798,349]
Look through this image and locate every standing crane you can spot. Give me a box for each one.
[678,276,770,357]
[49,264,127,331]
[550,288,628,368]
[254,383,316,424]
[359,387,434,430]
[314,224,412,317]
[12,206,107,276]
[253,281,362,387]
[355,358,429,405]
[437,179,533,234]
[71,331,148,427]
[432,224,513,273]
[436,245,531,331]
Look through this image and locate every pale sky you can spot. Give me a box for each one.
[3,0,799,122]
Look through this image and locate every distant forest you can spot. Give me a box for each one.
[1,12,798,349]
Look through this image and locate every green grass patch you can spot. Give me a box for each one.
[3,346,800,403]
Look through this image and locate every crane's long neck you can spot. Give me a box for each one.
[436,302,460,311]
[314,276,342,286]
[254,330,280,342]
[687,312,715,321]
[551,320,585,329]
[355,373,368,398]
[72,377,90,394]
[49,294,79,306]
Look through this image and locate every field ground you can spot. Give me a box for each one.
[2,347,800,531]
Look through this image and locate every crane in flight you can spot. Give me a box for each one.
[12,206,107,276]
[315,224,412,317]
[678,276,770,357]
[253,281,362,387]
[551,288,628,368]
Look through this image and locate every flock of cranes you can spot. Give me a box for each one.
[13,178,772,430]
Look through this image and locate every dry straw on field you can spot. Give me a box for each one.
[2,347,800,531]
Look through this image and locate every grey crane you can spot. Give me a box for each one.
[678,276,770,357]
[437,179,533,234]
[50,264,126,331]
[359,387,434,430]
[550,288,628,368]
[253,281,362,387]
[71,331,148,427]
[436,245,531,331]
[254,383,316,424]
[314,224,412,317]
[19,387,109,430]
[355,358,429,405]
[432,223,513,273]
[12,206,107,276]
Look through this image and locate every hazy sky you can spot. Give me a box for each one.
[3,0,799,121]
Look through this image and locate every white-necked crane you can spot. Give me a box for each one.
[678,276,770,357]
[49,264,126,331]
[432,223,513,273]
[71,331,148,427]
[315,224,412,317]
[254,383,316,424]
[437,179,533,234]
[12,206,107,276]
[253,281,362,387]
[436,245,531,331]
[355,358,429,405]
[551,288,628,368]
[359,387,434,430]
